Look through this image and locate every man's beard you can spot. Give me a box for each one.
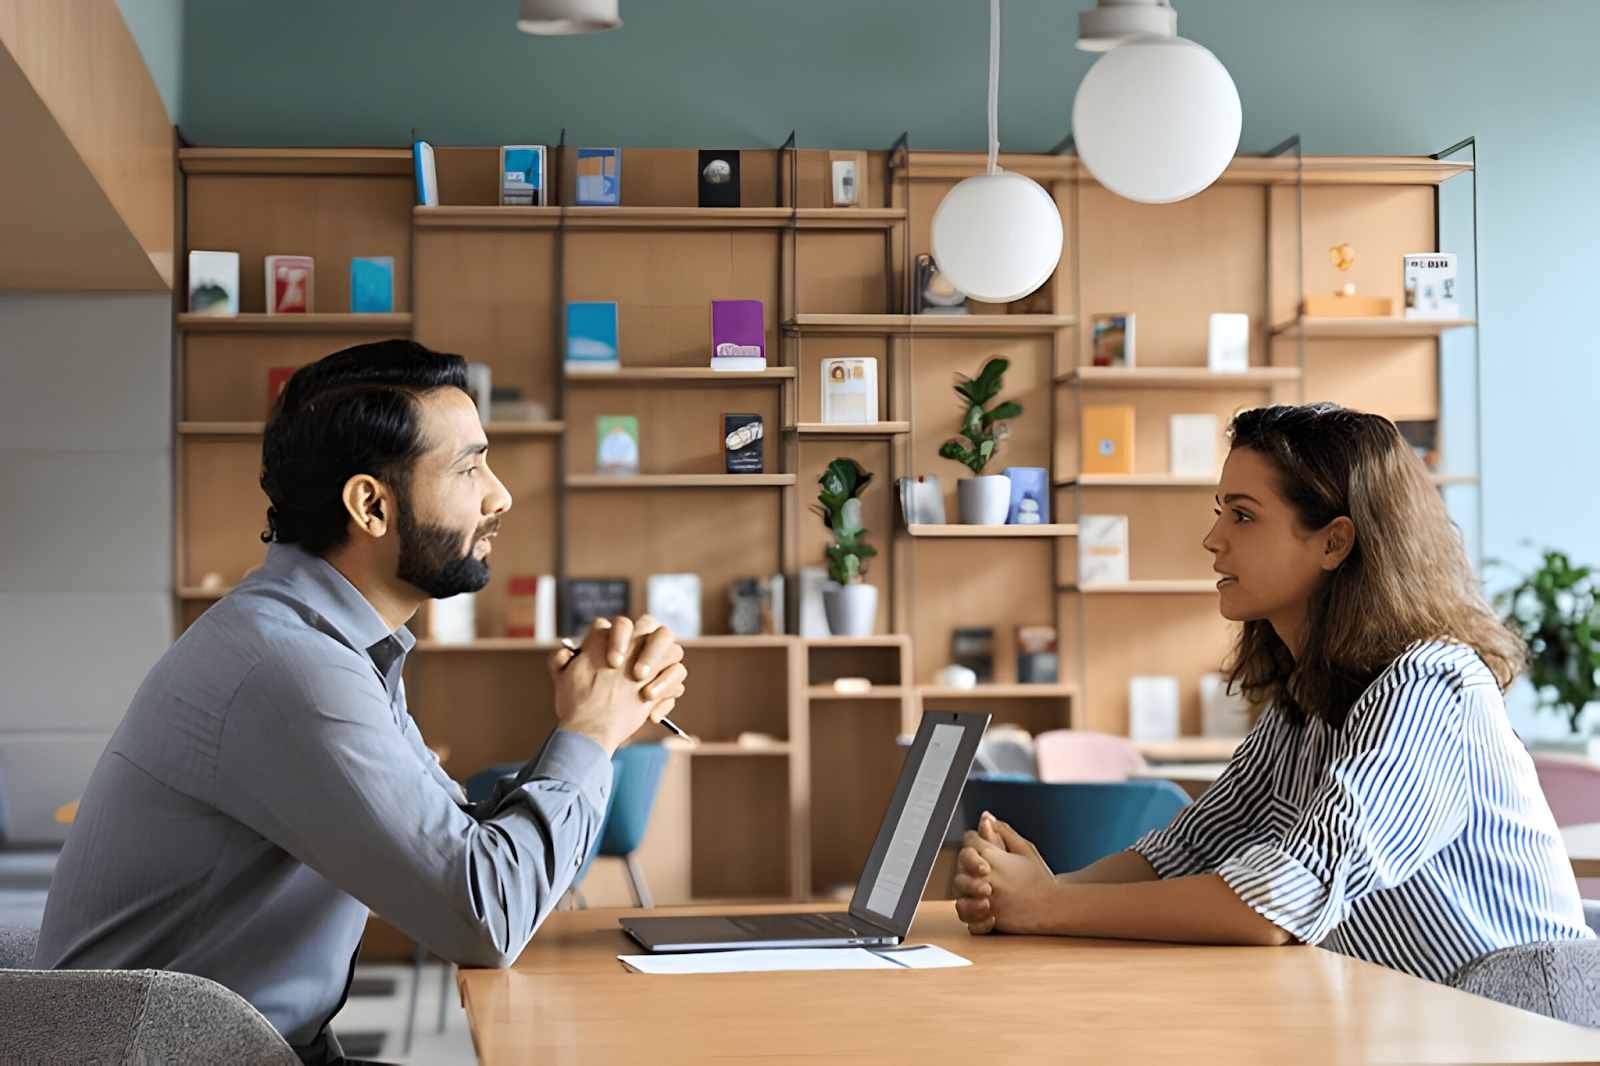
[394,488,497,600]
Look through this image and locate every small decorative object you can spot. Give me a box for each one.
[710,299,765,371]
[1128,675,1180,740]
[724,414,763,473]
[1495,551,1600,734]
[1404,253,1459,320]
[647,574,702,639]
[412,140,438,207]
[535,574,557,642]
[1003,468,1049,525]
[506,576,541,638]
[832,677,873,694]
[596,415,640,475]
[198,571,226,591]
[821,357,878,424]
[828,150,866,207]
[697,149,740,208]
[1301,243,1392,317]
[350,257,394,313]
[1206,312,1250,373]
[575,147,620,206]
[430,592,476,645]
[1017,626,1058,684]
[816,458,878,637]
[1078,514,1130,586]
[1330,242,1355,272]
[488,386,549,423]
[936,663,978,690]
[1169,414,1219,478]
[898,475,946,526]
[1395,420,1439,472]
[1200,672,1252,737]
[268,366,297,407]
[913,254,969,315]
[939,357,1020,525]
[560,578,629,639]
[1082,406,1135,476]
[729,577,765,635]
[265,255,314,314]
[735,732,781,748]
[1091,314,1134,367]
[464,363,492,425]
[499,145,547,206]
[798,566,830,638]
[951,627,995,684]
[187,251,238,315]
[768,573,785,635]
[566,301,619,372]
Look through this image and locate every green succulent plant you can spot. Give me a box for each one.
[816,458,877,585]
[938,356,1021,476]
[1496,549,1600,732]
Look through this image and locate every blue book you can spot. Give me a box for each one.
[413,141,438,207]
[350,257,395,313]
[566,302,619,372]
[575,148,620,206]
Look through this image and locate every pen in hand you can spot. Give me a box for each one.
[559,638,690,739]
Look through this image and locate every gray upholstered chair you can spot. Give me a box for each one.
[1446,902,1600,1027]
[0,926,298,1064]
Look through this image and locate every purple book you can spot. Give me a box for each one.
[711,300,765,370]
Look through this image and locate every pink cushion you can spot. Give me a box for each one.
[1035,730,1148,783]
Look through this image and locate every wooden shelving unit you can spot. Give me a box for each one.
[906,524,1077,537]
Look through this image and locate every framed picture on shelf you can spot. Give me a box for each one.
[1091,313,1134,368]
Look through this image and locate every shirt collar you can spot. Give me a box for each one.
[252,542,417,674]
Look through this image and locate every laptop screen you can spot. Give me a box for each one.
[849,710,989,935]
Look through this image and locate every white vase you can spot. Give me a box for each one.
[957,474,1012,525]
[823,583,878,638]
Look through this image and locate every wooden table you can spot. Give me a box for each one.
[457,902,1600,1064]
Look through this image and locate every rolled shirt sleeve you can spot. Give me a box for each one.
[1215,671,1469,945]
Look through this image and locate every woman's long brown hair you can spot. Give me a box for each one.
[1224,403,1525,728]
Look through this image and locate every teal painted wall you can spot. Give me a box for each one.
[116,0,183,123]
[178,0,1600,735]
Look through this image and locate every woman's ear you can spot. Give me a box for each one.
[1321,515,1356,571]
[342,474,392,540]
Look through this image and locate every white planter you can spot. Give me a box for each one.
[823,583,878,638]
[957,474,1012,525]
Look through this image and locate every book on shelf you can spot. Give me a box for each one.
[566,302,620,372]
[1004,468,1049,524]
[898,475,946,526]
[1207,313,1250,373]
[710,300,765,371]
[561,578,629,638]
[596,415,640,474]
[728,575,783,635]
[507,575,557,641]
[1169,414,1218,478]
[428,592,476,644]
[820,357,878,423]
[1395,419,1439,471]
[488,386,548,423]
[1403,253,1459,320]
[265,255,314,314]
[464,363,492,424]
[413,141,438,207]
[575,148,620,206]
[698,150,740,208]
[1091,313,1134,367]
[798,566,830,639]
[1129,675,1180,741]
[724,414,763,473]
[1016,626,1058,684]
[187,250,239,316]
[1077,514,1130,586]
[350,257,394,313]
[500,145,547,206]
[828,150,867,208]
[1082,406,1135,476]
[951,627,995,684]
[647,574,702,639]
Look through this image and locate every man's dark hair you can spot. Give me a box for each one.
[260,340,469,555]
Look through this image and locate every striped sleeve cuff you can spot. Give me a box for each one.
[1131,828,1213,879]
[1217,843,1343,945]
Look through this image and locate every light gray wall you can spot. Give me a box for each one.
[0,293,173,842]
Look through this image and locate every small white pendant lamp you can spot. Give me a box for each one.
[929,0,1063,304]
[1071,1,1241,205]
[517,0,622,35]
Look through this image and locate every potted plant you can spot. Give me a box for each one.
[816,458,878,637]
[1497,550,1600,732]
[938,356,1021,524]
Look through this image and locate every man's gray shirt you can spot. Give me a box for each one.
[35,543,610,1046]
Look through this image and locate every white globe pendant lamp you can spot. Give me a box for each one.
[517,0,621,35]
[929,0,1063,304]
[1071,1,1241,204]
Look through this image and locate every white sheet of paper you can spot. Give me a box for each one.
[619,944,971,974]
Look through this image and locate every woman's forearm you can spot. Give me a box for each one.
[1027,873,1295,946]
[1056,849,1160,884]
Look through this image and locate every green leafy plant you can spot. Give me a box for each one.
[937,356,1021,475]
[816,458,877,585]
[1496,550,1600,732]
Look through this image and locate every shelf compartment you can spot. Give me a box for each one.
[1056,474,1218,488]
[793,208,906,229]
[806,685,908,700]
[1272,316,1477,339]
[788,313,1074,335]
[804,636,909,648]
[179,147,412,176]
[177,313,414,333]
[565,474,795,489]
[1062,580,1220,594]
[907,524,1077,538]
[790,422,910,437]
[565,367,795,384]
[917,683,1079,699]
[1059,366,1301,389]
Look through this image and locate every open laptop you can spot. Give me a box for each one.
[620,709,990,952]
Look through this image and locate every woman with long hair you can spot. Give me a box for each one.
[954,403,1592,982]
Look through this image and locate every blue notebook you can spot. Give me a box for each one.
[350,257,394,313]
[566,302,619,371]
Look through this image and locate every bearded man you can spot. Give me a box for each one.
[34,341,686,1064]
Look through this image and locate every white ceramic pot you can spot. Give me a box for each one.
[823,583,878,638]
[957,474,1012,525]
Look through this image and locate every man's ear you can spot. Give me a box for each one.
[1320,515,1356,571]
[342,474,394,540]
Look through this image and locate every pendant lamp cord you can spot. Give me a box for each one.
[986,0,1000,174]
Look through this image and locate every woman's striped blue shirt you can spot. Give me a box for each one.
[1133,641,1593,982]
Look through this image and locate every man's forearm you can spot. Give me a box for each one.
[1056,849,1160,884]
[1029,873,1296,946]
